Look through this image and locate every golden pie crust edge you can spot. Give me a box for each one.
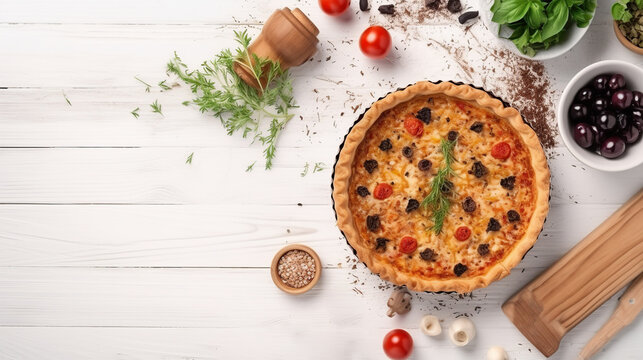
[332,81,550,293]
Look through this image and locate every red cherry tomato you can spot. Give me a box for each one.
[455,226,471,241]
[403,116,424,137]
[383,329,413,360]
[359,26,392,59]
[491,141,511,160]
[319,0,350,16]
[399,236,417,254]
[373,183,393,200]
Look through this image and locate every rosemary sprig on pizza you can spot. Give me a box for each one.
[421,136,457,234]
[333,81,550,293]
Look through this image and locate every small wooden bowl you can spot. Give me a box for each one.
[270,244,321,295]
[613,20,643,55]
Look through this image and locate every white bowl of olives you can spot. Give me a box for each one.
[557,60,643,172]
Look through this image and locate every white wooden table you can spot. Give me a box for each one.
[1,1,642,359]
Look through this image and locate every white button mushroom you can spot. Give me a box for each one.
[386,288,412,317]
[420,315,442,336]
[487,346,508,360]
[448,318,476,346]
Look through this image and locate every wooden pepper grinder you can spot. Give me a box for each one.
[233,7,319,92]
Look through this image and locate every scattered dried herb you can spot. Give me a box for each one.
[135,76,151,92]
[166,30,296,169]
[150,99,163,116]
[62,91,71,106]
[131,107,140,119]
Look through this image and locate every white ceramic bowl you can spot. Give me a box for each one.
[478,0,594,60]
[557,60,643,172]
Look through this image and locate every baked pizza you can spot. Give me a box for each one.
[332,81,550,293]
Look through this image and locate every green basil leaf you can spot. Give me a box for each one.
[508,25,534,56]
[509,24,527,40]
[584,0,596,13]
[543,33,562,49]
[636,0,643,9]
[571,5,593,27]
[491,0,531,24]
[511,26,530,49]
[542,0,570,40]
[491,0,502,13]
[525,1,547,29]
[529,29,543,43]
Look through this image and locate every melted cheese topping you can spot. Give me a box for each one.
[349,95,536,279]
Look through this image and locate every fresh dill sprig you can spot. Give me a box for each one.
[62,91,72,106]
[421,138,457,234]
[166,29,296,169]
[131,107,140,119]
[135,76,152,92]
[158,80,171,91]
[182,101,190,106]
[301,162,310,177]
[150,100,163,116]
[313,162,327,173]
[186,152,194,164]
[246,161,256,172]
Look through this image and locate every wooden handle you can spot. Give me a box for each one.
[578,274,643,360]
[502,189,643,357]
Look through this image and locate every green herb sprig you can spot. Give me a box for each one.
[421,138,457,234]
[612,0,643,22]
[491,0,596,56]
[62,91,72,106]
[150,100,163,116]
[166,30,296,169]
[135,76,152,92]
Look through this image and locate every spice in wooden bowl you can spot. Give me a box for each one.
[270,244,321,294]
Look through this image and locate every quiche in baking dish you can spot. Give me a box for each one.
[332,81,550,293]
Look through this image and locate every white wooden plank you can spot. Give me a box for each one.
[0,203,623,268]
[0,267,640,360]
[0,199,602,271]
[0,148,639,205]
[0,0,274,25]
[0,86,390,148]
[1,12,641,89]
[0,321,640,360]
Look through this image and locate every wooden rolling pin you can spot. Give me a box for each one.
[502,189,643,357]
[578,274,643,359]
